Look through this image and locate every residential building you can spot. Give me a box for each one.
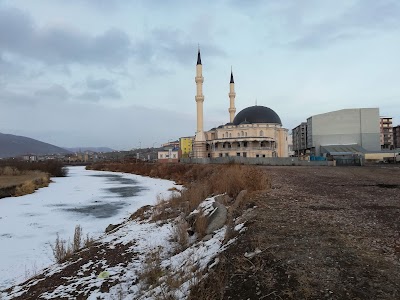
[292,122,307,156]
[394,125,400,149]
[157,147,179,163]
[380,117,394,149]
[179,137,193,158]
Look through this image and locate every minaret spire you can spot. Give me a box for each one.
[197,46,202,65]
[228,67,236,123]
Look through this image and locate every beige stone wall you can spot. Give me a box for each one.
[203,123,289,158]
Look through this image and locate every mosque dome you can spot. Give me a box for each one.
[233,105,282,125]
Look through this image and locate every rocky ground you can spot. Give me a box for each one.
[2,165,400,299]
[194,165,400,299]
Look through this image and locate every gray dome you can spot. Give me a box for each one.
[233,105,282,125]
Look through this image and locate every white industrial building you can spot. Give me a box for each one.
[293,108,381,156]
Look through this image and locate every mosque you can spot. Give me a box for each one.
[192,49,289,159]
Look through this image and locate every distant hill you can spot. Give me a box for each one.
[64,147,115,153]
[0,132,71,158]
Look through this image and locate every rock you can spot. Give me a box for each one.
[202,234,213,241]
[206,201,227,234]
[105,223,118,233]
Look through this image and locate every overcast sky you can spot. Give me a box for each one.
[1,0,399,149]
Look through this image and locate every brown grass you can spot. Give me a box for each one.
[50,225,93,263]
[0,170,50,198]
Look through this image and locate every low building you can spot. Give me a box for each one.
[179,137,193,158]
[157,147,179,163]
[380,117,394,150]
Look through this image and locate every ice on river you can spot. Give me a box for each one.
[0,166,180,290]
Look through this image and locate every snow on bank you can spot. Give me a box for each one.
[0,166,181,290]
[2,195,236,300]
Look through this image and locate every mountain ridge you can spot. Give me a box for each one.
[0,132,71,158]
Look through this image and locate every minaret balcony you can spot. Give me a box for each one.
[195,76,204,83]
[229,92,236,97]
[195,95,204,102]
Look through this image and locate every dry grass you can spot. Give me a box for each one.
[170,218,189,252]
[50,225,93,263]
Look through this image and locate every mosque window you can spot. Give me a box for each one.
[237,132,240,137]
[222,134,224,138]
[226,132,228,137]
[245,132,247,137]
[260,130,264,137]
[229,133,232,138]
[241,131,244,136]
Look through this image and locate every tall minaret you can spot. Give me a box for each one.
[228,68,236,123]
[195,48,205,142]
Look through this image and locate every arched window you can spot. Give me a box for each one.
[260,130,264,137]
[237,132,240,137]
[229,133,232,138]
[226,132,228,138]
[241,131,244,137]
[222,134,224,138]
[245,132,247,137]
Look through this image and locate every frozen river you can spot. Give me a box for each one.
[0,166,179,290]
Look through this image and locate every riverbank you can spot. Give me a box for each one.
[3,164,399,299]
[0,168,50,198]
[0,166,180,291]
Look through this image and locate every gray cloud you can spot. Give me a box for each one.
[86,77,115,90]
[0,6,132,66]
[287,0,400,48]
[34,85,70,101]
[135,29,225,66]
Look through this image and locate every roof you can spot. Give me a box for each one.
[233,105,282,125]
[230,70,234,83]
[321,144,367,154]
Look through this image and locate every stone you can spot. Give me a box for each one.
[105,223,118,233]
[206,201,227,234]
[202,234,213,241]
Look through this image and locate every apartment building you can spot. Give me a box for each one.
[393,125,400,149]
[292,122,308,155]
[380,117,394,149]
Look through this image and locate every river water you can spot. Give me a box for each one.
[0,166,179,290]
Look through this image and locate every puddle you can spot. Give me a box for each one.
[63,202,128,219]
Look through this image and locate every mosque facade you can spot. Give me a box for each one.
[192,49,289,159]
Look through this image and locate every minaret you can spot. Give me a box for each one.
[195,48,205,142]
[228,68,236,123]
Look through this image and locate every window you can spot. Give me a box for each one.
[173,154,176,158]
[222,134,224,138]
[160,154,163,158]
[260,130,264,137]
[237,132,240,137]
[256,154,259,158]
[243,152,247,157]
[219,153,223,157]
[226,132,228,137]
[207,153,211,157]
[225,153,229,157]
[237,153,240,156]
[262,154,266,158]
[245,132,247,137]
[229,133,232,138]
[241,131,244,137]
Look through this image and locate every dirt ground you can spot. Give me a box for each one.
[3,165,400,299]
[210,165,400,300]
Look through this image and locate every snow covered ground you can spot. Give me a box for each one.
[0,166,180,290]
[2,194,238,300]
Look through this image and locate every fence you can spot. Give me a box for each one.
[180,157,330,166]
